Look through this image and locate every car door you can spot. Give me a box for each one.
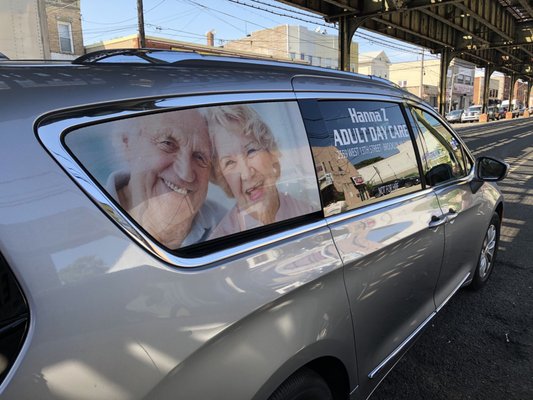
[407,105,486,307]
[299,97,445,396]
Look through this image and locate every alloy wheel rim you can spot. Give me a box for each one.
[479,224,497,279]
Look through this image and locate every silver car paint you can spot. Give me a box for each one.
[0,60,505,400]
[0,142,351,398]
[431,179,486,306]
[327,190,445,395]
[1,86,355,399]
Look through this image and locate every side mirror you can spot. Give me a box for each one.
[475,156,509,182]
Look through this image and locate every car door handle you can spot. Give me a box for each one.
[429,215,447,228]
[447,208,458,222]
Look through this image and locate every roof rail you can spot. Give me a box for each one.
[73,48,396,88]
[73,48,200,64]
[368,74,399,88]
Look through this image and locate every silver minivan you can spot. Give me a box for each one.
[0,50,508,400]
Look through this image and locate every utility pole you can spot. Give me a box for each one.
[419,50,424,98]
[137,0,146,48]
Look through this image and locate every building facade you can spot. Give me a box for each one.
[44,0,83,59]
[389,57,475,110]
[0,0,83,60]
[85,34,301,63]
[358,51,390,79]
[473,76,501,106]
[224,25,358,72]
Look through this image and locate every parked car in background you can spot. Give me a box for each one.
[0,49,509,400]
[497,106,507,119]
[445,109,463,123]
[487,106,500,120]
[501,99,523,115]
[461,105,482,122]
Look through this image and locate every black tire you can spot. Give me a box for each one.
[268,368,333,400]
[470,212,501,290]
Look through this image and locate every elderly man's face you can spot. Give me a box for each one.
[123,109,211,248]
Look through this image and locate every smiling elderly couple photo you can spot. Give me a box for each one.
[100,104,319,250]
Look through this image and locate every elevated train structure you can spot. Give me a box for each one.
[280,0,533,117]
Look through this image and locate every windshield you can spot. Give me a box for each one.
[468,106,482,112]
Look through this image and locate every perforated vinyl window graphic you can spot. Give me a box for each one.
[65,102,321,250]
[306,100,422,216]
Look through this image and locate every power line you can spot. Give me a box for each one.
[248,0,324,20]
[81,0,167,25]
[222,0,427,56]
[182,0,341,53]
[81,0,432,62]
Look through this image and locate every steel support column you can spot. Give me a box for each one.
[338,16,360,72]
[482,65,494,114]
[525,80,531,109]
[438,49,452,116]
[505,74,517,119]
[509,74,517,109]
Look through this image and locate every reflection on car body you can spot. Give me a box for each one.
[461,105,482,122]
[445,109,463,123]
[0,49,509,400]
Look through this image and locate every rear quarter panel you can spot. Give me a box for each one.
[0,68,357,399]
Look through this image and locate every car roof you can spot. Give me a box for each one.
[0,49,420,118]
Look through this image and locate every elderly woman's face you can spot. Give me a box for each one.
[123,109,211,247]
[213,121,280,222]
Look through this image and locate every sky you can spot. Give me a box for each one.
[79,0,435,64]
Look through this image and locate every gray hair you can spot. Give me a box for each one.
[206,105,279,197]
[111,109,216,178]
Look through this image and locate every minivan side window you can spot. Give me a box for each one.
[301,100,422,217]
[409,107,468,186]
[65,102,321,252]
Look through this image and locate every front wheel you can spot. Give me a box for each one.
[470,213,500,289]
[268,368,333,400]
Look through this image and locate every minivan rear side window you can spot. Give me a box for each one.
[65,101,321,252]
[300,100,422,217]
[409,107,468,186]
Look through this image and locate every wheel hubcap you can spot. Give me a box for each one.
[479,224,496,278]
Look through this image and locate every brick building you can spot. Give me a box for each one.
[44,0,83,59]
[473,76,501,106]
[0,0,83,60]
[312,146,363,213]
[224,25,358,72]
[85,34,301,63]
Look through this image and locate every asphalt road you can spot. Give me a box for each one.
[371,117,533,400]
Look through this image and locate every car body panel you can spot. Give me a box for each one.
[0,53,506,400]
[431,178,487,306]
[0,141,347,398]
[328,191,444,396]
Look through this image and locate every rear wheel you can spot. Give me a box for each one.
[470,213,500,289]
[268,368,333,400]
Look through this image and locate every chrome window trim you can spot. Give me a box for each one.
[405,100,476,174]
[36,92,328,268]
[296,94,430,224]
[325,188,435,226]
[294,91,405,103]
